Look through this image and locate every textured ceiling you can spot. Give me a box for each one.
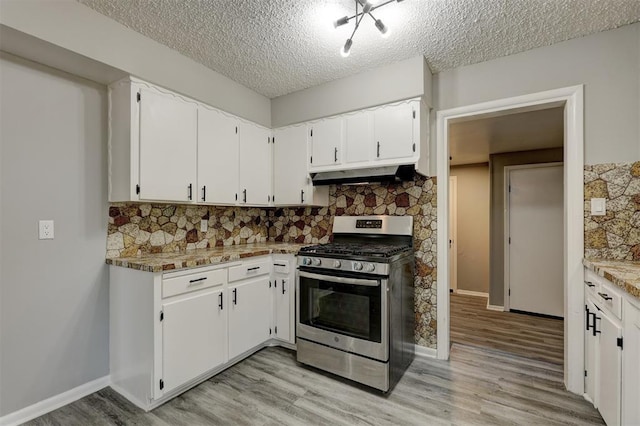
[77,0,640,98]
[449,107,564,166]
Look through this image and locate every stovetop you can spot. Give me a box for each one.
[299,242,413,259]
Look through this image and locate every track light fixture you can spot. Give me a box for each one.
[334,0,403,56]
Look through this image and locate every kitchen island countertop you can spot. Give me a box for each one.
[106,242,308,273]
[583,258,640,300]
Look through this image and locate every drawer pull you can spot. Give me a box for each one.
[585,281,595,288]
[597,292,612,301]
[274,263,286,267]
[247,266,260,271]
[188,277,207,285]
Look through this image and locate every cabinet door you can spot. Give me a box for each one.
[273,126,308,205]
[623,299,640,426]
[596,308,622,426]
[228,276,271,359]
[373,102,415,161]
[162,289,226,393]
[310,117,343,168]
[239,123,272,205]
[197,107,239,204]
[345,111,373,164]
[139,88,197,202]
[585,300,598,405]
[274,277,291,343]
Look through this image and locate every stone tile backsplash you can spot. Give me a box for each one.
[106,176,438,349]
[585,161,640,260]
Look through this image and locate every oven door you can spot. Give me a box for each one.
[297,269,388,361]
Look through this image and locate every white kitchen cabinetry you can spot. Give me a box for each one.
[272,255,296,344]
[138,88,198,202]
[585,297,598,404]
[228,259,272,359]
[309,116,343,168]
[622,298,640,425]
[595,306,622,426]
[373,102,416,161]
[273,125,328,206]
[197,107,239,204]
[344,110,373,164]
[239,122,272,206]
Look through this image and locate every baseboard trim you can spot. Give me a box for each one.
[486,303,504,312]
[454,289,489,298]
[0,375,110,426]
[414,345,437,359]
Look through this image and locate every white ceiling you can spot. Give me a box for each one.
[76,0,640,98]
[449,106,564,166]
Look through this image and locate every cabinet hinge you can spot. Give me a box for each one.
[273,195,275,202]
[235,193,238,201]
[269,327,272,335]
[160,310,164,322]
[310,129,313,137]
[275,326,278,335]
[584,370,587,377]
[273,137,275,144]
[310,156,313,164]
[509,185,511,193]
[508,288,511,296]
[235,126,238,134]
[617,337,623,349]
[269,281,272,288]
[268,195,271,202]
[412,110,415,119]
[268,137,271,144]
[412,143,416,152]
[136,184,140,195]
[137,92,141,102]
[159,379,164,390]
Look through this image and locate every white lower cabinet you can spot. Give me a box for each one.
[595,307,622,426]
[622,298,640,425]
[110,254,296,411]
[228,276,272,359]
[162,289,227,393]
[272,254,296,344]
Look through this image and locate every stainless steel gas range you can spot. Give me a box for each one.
[296,215,415,392]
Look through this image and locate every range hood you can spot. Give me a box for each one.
[311,165,415,186]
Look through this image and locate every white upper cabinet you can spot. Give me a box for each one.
[197,107,239,204]
[345,111,373,164]
[239,122,272,205]
[273,126,309,205]
[309,116,343,168]
[373,102,416,161]
[139,88,198,202]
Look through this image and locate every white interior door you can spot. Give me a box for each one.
[449,176,457,292]
[507,164,563,317]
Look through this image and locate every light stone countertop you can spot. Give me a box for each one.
[106,242,308,273]
[583,259,640,300]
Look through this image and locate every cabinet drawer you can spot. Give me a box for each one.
[596,281,622,320]
[228,258,271,283]
[584,269,600,295]
[163,269,226,299]
[273,259,290,274]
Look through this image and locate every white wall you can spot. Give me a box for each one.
[0,53,109,416]
[435,23,640,166]
[0,0,271,127]
[450,164,490,294]
[271,56,431,127]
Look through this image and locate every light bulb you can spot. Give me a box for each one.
[375,19,389,37]
[341,39,353,57]
[333,16,349,28]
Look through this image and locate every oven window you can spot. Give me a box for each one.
[299,273,382,342]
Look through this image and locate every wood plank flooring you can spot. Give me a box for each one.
[451,293,564,365]
[27,343,601,425]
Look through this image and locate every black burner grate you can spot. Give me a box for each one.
[299,242,412,258]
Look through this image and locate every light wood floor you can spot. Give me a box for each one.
[451,293,564,365]
[27,343,601,425]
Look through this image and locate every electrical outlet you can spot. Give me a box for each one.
[200,219,208,232]
[39,220,54,240]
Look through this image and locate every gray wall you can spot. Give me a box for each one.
[450,164,490,294]
[0,53,109,416]
[0,0,271,127]
[489,148,564,306]
[435,23,640,167]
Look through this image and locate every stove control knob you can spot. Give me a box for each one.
[353,262,363,271]
[365,263,375,272]
[333,260,342,268]
[303,257,312,266]
[312,258,322,266]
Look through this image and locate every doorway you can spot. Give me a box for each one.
[436,86,585,394]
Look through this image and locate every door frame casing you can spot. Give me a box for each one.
[449,175,458,292]
[435,85,584,395]
[503,162,564,313]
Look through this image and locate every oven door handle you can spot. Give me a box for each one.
[299,271,380,287]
